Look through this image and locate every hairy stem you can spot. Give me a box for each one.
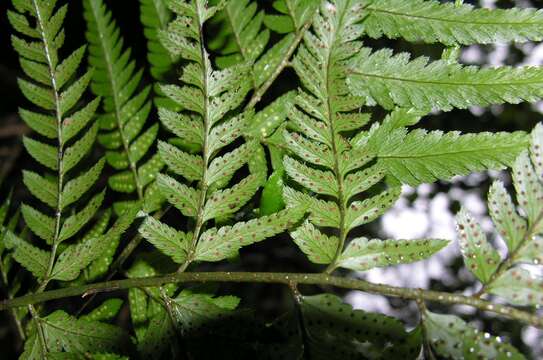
[33,0,65,292]
[28,305,48,354]
[1,272,541,328]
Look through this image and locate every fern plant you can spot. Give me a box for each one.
[1,0,543,358]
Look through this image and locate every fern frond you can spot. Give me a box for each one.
[21,309,127,358]
[301,293,421,358]
[139,0,300,268]
[139,0,179,110]
[84,0,163,212]
[283,0,447,272]
[9,0,106,287]
[455,124,543,306]
[423,310,524,359]
[372,129,528,186]
[347,48,543,111]
[362,0,543,45]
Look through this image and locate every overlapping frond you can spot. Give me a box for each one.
[210,0,318,87]
[361,0,543,45]
[139,0,303,267]
[347,48,543,111]
[371,128,528,186]
[84,0,163,214]
[422,310,524,359]
[283,0,447,272]
[455,124,543,306]
[139,0,179,109]
[8,0,111,285]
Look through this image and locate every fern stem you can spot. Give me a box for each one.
[33,0,65,291]
[28,304,48,354]
[2,271,541,328]
[87,0,143,199]
[245,20,312,110]
[475,209,543,297]
[177,5,211,273]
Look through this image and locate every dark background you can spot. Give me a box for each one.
[0,0,542,358]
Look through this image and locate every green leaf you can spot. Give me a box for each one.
[284,156,338,196]
[59,70,93,115]
[59,190,105,242]
[363,0,543,45]
[136,309,175,359]
[158,108,203,149]
[20,58,50,85]
[264,14,294,34]
[63,122,99,172]
[343,165,385,202]
[52,233,108,281]
[203,175,260,221]
[221,0,269,65]
[512,150,543,226]
[129,124,159,164]
[254,33,294,87]
[348,48,543,111]
[23,136,58,170]
[291,220,338,264]
[209,112,248,155]
[283,130,335,169]
[301,293,416,357]
[530,123,543,180]
[488,180,527,252]
[21,205,55,244]
[423,310,524,360]
[374,130,528,186]
[61,158,105,208]
[206,141,257,186]
[22,170,58,208]
[344,188,401,231]
[158,141,203,182]
[4,230,49,279]
[33,310,127,354]
[195,206,305,261]
[338,237,448,271]
[55,45,87,88]
[80,298,123,322]
[19,108,56,139]
[169,289,240,333]
[62,97,101,142]
[283,186,339,228]
[259,169,286,216]
[11,35,46,63]
[517,235,543,265]
[487,268,543,306]
[139,0,174,82]
[17,78,55,110]
[456,208,501,284]
[156,174,200,217]
[139,216,190,264]
[244,91,294,140]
